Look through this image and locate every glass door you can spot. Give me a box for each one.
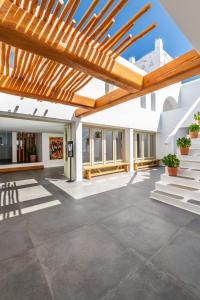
[93,129,103,164]
[105,130,114,162]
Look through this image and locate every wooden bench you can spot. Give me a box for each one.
[134,159,160,171]
[83,162,130,179]
[0,163,44,173]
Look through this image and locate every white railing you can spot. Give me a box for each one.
[165,97,200,145]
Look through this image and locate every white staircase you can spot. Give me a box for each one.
[151,137,200,215]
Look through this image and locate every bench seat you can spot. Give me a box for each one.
[83,162,130,179]
[134,159,160,171]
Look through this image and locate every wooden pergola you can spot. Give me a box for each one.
[0,0,200,116]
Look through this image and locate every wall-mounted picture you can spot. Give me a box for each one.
[49,137,63,160]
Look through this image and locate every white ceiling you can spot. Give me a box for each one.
[0,117,65,133]
[159,0,200,53]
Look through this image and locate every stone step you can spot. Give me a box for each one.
[189,149,200,155]
[180,160,200,169]
[177,155,200,162]
[155,181,200,200]
[178,168,200,179]
[150,190,200,215]
[161,173,200,189]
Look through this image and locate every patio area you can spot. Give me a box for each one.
[0,167,200,300]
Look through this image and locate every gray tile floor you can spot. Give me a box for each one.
[0,167,200,300]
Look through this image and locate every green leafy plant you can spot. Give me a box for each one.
[176,137,191,148]
[189,123,200,132]
[194,112,200,121]
[162,154,180,168]
[29,144,37,155]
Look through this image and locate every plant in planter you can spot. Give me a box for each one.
[29,144,37,163]
[188,123,200,139]
[194,112,200,125]
[162,154,180,176]
[176,137,191,155]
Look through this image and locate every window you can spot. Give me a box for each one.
[135,132,156,160]
[106,130,113,161]
[136,133,142,159]
[93,129,103,163]
[116,131,123,160]
[140,96,146,108]
[143,133,148,158]
[151,93,156,111]
[82,127,125,166]
[82,127,90,164]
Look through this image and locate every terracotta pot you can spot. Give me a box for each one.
[189,131,198,139]
[30,155,37,163]
[168,167,178,176]
[179,147,189,155]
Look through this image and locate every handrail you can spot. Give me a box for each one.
[165,97,200,145]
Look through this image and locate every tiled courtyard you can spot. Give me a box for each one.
[0,167,200,300]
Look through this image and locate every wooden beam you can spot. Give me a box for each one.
[0,74,95,109]
[0,0,143,92]
[75,50,200,117]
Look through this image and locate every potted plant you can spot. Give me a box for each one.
[29,144,37,162]
[188,123,199,139]
[176,137,191,155]
[194,112,200,125]
[162,154,180,176]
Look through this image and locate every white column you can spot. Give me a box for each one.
[12,132,17,163]
[125,128,134,173]
[72,119,83,182]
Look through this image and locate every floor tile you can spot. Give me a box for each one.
[36,224,145,300]
[101,263,199,300]
[152,228,200,297]
[0,217,33,261]
[0,249,52,300]
[102,206,178,259]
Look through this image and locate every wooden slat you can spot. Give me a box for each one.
[37,0,48,18]
[102,3,151,53]
[55,0,75,28]
[112,34,132,54]
[0,42,5,74]
[5,44,11,76]
[92,18,115,47]
[62,0,80,32]
[0,0,144,91]
[87,0,127,44]
[0,73,95,108]
[29,0,38,14]
[75,0,99,34]
[43,0,56,22]
[112,23,156,59]
[14,49,25,77]
[49,0,63,25]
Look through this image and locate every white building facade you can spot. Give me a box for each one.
[0,39,199,181]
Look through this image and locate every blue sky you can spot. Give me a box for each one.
[74,0,192,60]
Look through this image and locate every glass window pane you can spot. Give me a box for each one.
[82,127,90,163]
[136,133,142,159]
[0,131,12,164]
[94,129,102,162]
[144,133,148,158]
[106,131,113,161]
[116,131,123,160]
[150,135,155,157]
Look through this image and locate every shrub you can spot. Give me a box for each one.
[189,123,200,132]
[194,112,200,121]
[162,154,180,168]
[176,137,191,148]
